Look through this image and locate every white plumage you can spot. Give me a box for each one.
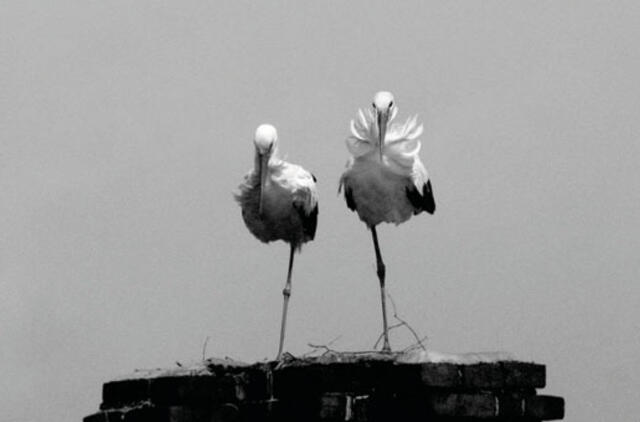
[339,93,435,225]
[236,158,318,249]
[235,124,318,359]
[339,92,435,352]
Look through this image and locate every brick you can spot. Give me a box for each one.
[167,404,239,422]
[458,362,546,390]
[234,367,271,400]
[102,379,150,409]
[496,392,527,417]
[213,403,241,422]
[208,363,273,401]
[86,358,564,421]
[122,405,169,422]
[419,363,462,387]
[318,393,351,421]
[350,395,371,422]
[462,363,505,389]
[429,392,498,418]
[502,362,546,388]
[524,395,565,420]
[240,399,280,422]
[275,362,394,396]
[149,375,243,406]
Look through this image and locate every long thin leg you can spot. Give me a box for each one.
[371,226,391,353]
[277,244,295,360]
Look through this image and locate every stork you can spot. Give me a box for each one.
[235,124,319,359]
[339,92,435,352]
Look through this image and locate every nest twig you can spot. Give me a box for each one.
[373,293,427,352]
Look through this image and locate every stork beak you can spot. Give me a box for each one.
[377,110,388,162]
[258,152,269,216]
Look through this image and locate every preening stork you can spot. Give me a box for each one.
[235,124,319,359]
[339,91,435,352]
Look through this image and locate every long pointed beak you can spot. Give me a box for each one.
[258,153,269,216]
[377,111,388,162]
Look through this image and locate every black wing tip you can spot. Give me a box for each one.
[295,203,319,241]
[424,180,436,214]
[406,180,436,215]
[307,203,319,240]
[344,186,357,212]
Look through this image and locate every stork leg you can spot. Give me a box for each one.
[371,226,391,353]
[277,244,295,360]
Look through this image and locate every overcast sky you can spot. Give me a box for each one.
[2,1,639,421]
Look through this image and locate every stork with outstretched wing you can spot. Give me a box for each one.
[339,92,435,352]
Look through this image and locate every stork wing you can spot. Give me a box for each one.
[406,179,435,215]
[289,167,319,241]
[343,184,356,212]
[294,200,318,240]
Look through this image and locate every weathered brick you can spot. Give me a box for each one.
[149,375,243,405]
[462,363,505,389]
[429,392,498,418]
[166,404,240,422]
[525,395,565,420]
[419,363,462,387]
[496,392,527,417]
[503,362,546,388]
[275,361,394,396]
[240,399,280,422]
[234,367,271,400]
[87,357,563,421]
[350,395,371,422]
[102,379,150,409]
[122,405,169,422]
[318,393,351,421]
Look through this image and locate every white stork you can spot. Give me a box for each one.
[235,124,319,359]
[339,91,435,352]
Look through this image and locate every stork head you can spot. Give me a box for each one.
[253,124,277,216]
[372,91,395,160]
[373,91,395,113]
[254,124,278,156]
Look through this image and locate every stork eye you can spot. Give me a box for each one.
[389,101,394,108]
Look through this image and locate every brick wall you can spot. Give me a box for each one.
[84,354,564,421]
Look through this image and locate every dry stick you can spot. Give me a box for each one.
[325,335,343,348]
[305,343,392,357]
[387,293,427,351]
[373,322,405,349]
[306,343,337,356]
[372,293,427,352]
[301,335,343,357]
[402,336,429,353]
[202,336,210,361]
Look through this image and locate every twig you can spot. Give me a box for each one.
[202,336,210,361]
[326,335,342,347]
[402,336,429,353]
[373,322,404,349]
[388,294,427,351]
[373,293,427,352]
[306,343,337,356]
[301,335,343,357]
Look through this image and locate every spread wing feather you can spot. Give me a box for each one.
[406,179,435,215]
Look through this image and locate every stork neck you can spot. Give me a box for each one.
[254,149,263,173]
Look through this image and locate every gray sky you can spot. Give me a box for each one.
[2,1,639,421]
